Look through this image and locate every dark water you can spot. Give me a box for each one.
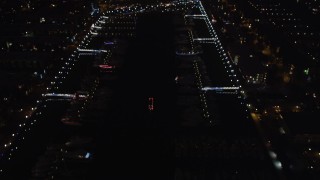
[93,14,177,180]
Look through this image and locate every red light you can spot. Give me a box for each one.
[148,97,154,111]
[99,64,114,69]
